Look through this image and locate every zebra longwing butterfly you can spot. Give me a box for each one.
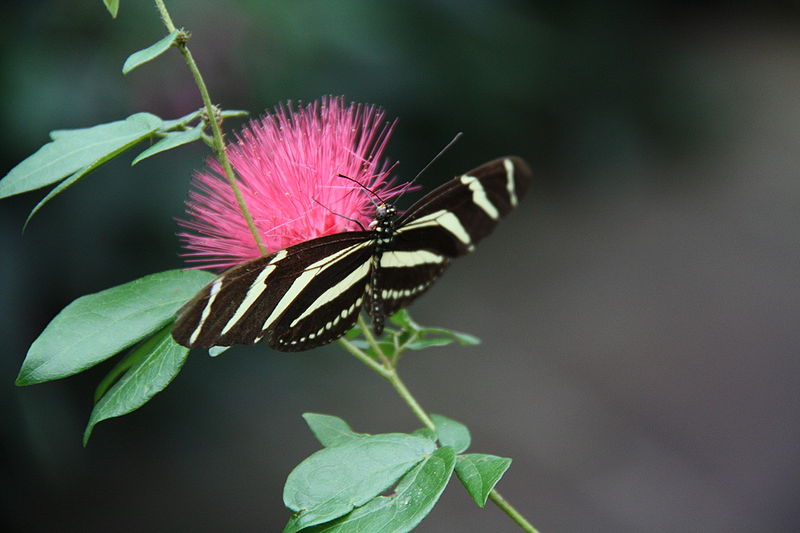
[172,156,532,351]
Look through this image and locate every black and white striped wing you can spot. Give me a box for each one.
[373,156,532,316]
[172,232,375,352]
[395,156,532,257]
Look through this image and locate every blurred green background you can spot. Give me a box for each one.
[2,1,799,532]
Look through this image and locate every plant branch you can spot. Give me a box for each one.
[488,490,540,533]
[343,322,540,532]
[153,0,267,255]
[336,337,391,379]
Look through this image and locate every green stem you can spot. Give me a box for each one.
[383,368,435,430]
[488,490,541,533]
[342,326,539,533]
[357,314,393,368]
[336,337,391,379]
[153,0,267,255]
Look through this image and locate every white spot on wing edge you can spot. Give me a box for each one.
[503,158,518,207]
[460,175,499,220]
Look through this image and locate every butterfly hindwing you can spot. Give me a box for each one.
[369,249,450,321]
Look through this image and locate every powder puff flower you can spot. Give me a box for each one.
[179,96,405,270]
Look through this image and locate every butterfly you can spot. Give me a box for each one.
[172,156,532,351]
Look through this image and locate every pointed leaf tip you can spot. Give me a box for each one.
[103,0,119,18]
[302,413,360,447]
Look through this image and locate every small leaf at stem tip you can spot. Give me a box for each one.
[420,326,481,346]
[302,413,361,447]
[293,446,456,533]
[15,269,213,386]
[122,29,181,74]
[283,433,435,532]
[430,413,471,453]
[103,0,119,18]
[405,338,454,350]
[389,309,418,331]
[220,109,249,118]
[83,325,189,445]
[454,454,512,508]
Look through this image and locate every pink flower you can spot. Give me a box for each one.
[178,96,405,270]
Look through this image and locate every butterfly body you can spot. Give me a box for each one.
[172,156,532,351]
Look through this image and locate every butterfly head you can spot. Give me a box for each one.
[373,203,396,223]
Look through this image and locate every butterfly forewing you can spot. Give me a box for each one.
[394,156,532,258]
[172,232,373,349]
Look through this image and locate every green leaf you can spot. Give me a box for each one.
[0,112,163,199]
[454,454,512,508]
[431,414,471,453]
[420,327,481,346]
[405,337,457,350]
[389,309,417,331]
[297,446,456,533]
[283,433,435,533]
[131,125,203,165]
[122,29,181,74]
[159,109,203,131]
[411,427,437,441]
[102,0,119,18]
[93,337,148,403]
[83,325,189,445]
[16,269,214,386]
[302,413,361,447]
[220,109,249,119]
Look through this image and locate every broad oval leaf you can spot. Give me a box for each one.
[122,29,181,74]
[454,453,512,508]
[83,325,189,445]
[16,269,214,385]
[0,112,163,199]
[283,433,435,532]
[302,413,361,447]
[295,446,456,533]
[431,413,471,453]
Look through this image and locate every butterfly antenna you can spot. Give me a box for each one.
[310,196,368,232]
[337,173,386,206]
[396,132,463,198]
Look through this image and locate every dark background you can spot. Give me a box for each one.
[2,1,799,531]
